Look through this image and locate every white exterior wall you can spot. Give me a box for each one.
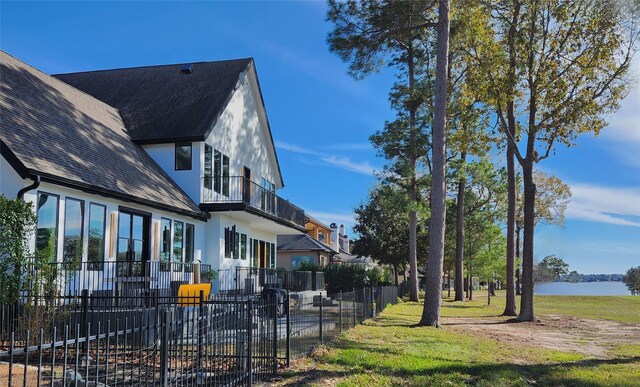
[1,156,26,198]
[204,65,281,188]
[143,142,202,204]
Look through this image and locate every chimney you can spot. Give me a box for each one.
[330,223,339,252]
[344,234,350,254]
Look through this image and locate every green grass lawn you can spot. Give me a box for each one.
[276,295,640,386]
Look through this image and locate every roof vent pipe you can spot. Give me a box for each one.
[181,64,193,74]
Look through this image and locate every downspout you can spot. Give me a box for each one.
[17,175,40,201]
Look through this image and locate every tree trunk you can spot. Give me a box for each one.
[407,41,420,303]
[515,226,521,295]
[447,272,451,298]
[420,0,450,327]
[518,158,536,321]
[394,264,399,287]
[454,152,466,302]
[503,124,517,316]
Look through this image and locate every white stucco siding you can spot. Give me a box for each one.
[1,155,27,198]
[142,142,202,204]
[207,213,279,271]
[204,66,281,189]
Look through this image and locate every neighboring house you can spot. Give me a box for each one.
[278,214,337,269]
[329,223,377,269]
[277,234,336,270]
[0,51,305,293]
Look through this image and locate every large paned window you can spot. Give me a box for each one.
[222,155,230,197]
[87,203,106,270]
[36,192,59,262]
[185,223,195,264]
[204,145,213,190]
[63,198,85,266]
[173,221,184,266]
[214,150,222,194]
[175,142,192,170]
[160,218,171,270]
[240,234,247,260]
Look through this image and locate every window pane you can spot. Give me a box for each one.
[173,221,184,264]
[119,212,131,239]
[132,215,143,240]
[224,227,231,258]
[222,155,230,197]
[117,238,129,261]
[160,218,171,263]
[36,193,59,262]
[240,234,247,260]
[234,231,239,259]
[175,143,192,170]
[185,224,194,264]
[88,203,106,269]
[270,242,275,268]
[204,145,213,190]
[252,239,258,267]
[214,150,221,194]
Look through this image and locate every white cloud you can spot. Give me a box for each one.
[566,183,640,227]
[276,140,379,176]
[320,156,377,176]
[275,141,320,156]
[322,142,372,152]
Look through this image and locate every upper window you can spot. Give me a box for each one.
[204,145,213,190]
[36,192,59,262]
[175,143,192,170]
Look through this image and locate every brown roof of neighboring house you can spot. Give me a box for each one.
[277,234,337,254]
[0,51,207,219]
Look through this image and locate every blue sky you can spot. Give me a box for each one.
[2,1,638,274]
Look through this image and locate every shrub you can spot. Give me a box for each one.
[0,194,37,304]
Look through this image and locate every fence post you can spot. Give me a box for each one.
[81,289,89,354]
[338,291,343,333]
[160,309,170,387]
[285,291,291,367]
[197,290,205,384]
[352,289,356,326]
[247,298,253,386]
[273,293,278,374]
[319,292,324,345]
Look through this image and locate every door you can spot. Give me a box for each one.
[117,210,150,277]
[243,166,251,204]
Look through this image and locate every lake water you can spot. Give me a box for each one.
[534,281,631,296]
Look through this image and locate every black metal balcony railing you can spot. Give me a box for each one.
[202,176,305,228]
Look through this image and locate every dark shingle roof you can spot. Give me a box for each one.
[53,58,251,143]
[0,51,207,219]
[277,234,337,254]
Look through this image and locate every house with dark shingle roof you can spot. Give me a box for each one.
[1,51,305,294]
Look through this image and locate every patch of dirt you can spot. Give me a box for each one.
[0,362,41,386]
[443,314,640,359]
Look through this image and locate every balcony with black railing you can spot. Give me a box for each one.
[201,176,306,229]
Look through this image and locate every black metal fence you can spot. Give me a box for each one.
[217,267,326,295]
[1,286,398,386]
